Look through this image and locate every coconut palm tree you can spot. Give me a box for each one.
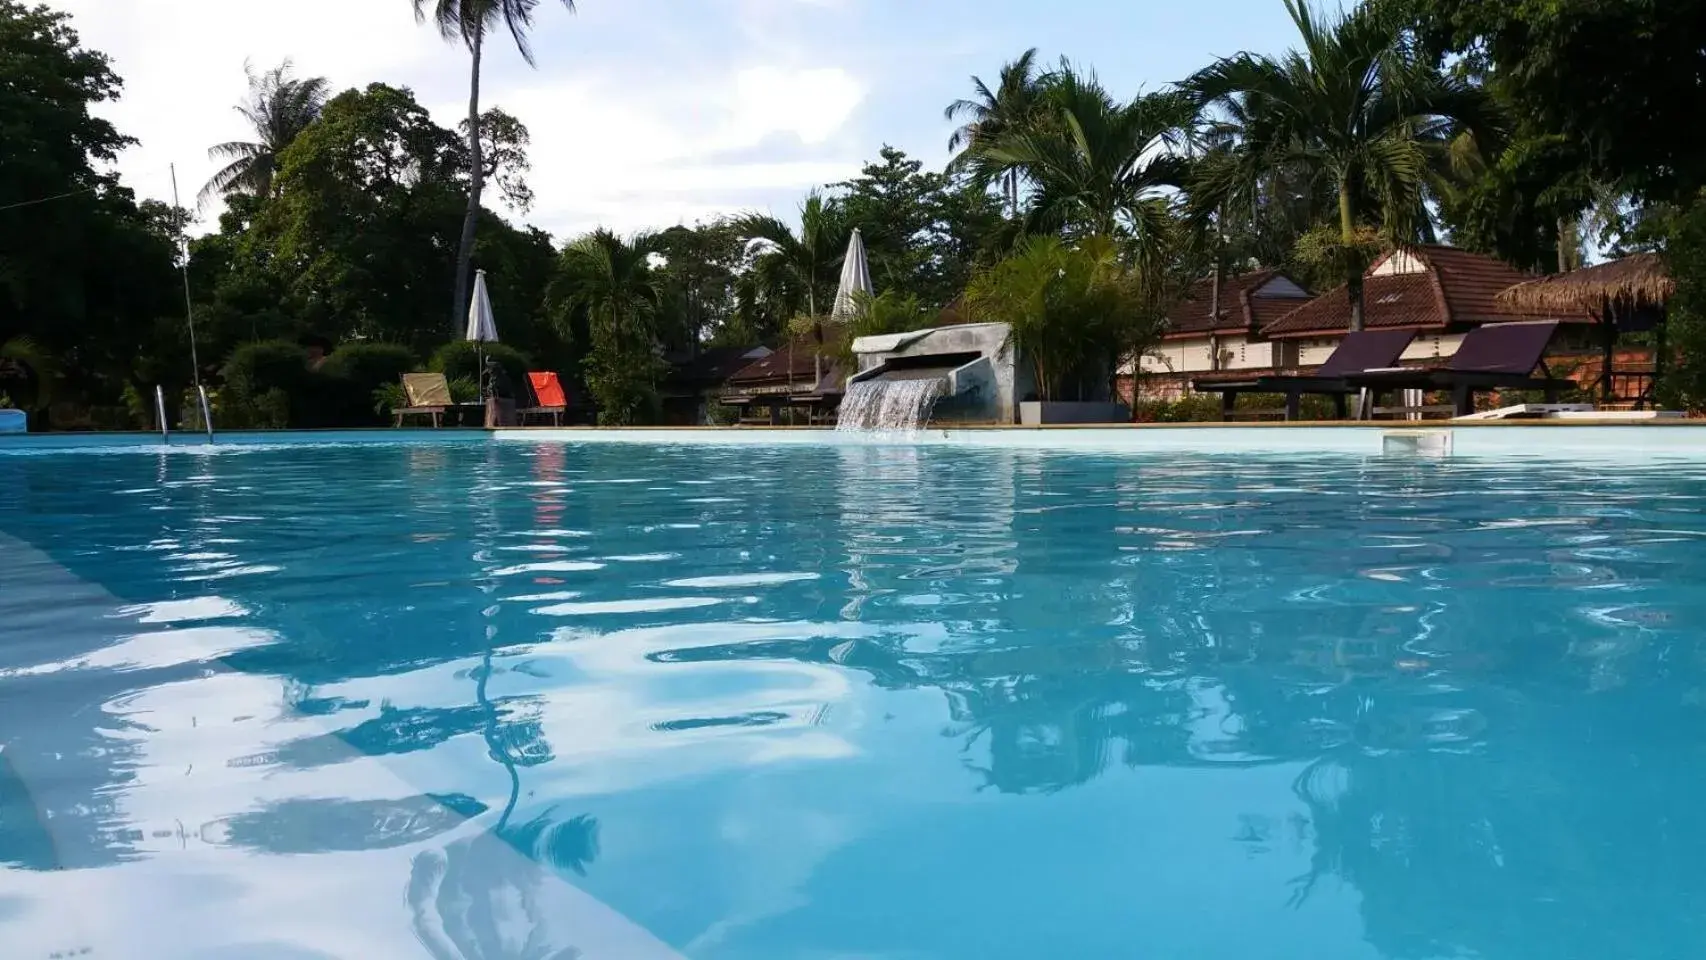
[198,61,329,207]
[413,0,576,334]
[550,229,665,424]
[1189,0,1500,330]
[945,48,1045,216]
[977,68,1193,260]
[731,191,852,324]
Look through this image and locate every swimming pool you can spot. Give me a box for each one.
[4,431,1706,958]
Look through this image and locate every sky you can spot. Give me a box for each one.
[52,0,1305,240]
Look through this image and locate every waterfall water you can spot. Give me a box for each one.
[836,379,945,432]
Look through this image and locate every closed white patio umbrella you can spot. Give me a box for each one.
[830,228,873,324]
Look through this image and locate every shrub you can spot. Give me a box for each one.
[966,235,1167,401]
[430,341,530,391]
[1133,392,1344,422]
[222,340,310,428]
[319,343,417,426]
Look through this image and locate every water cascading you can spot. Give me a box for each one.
[837,379,945,432]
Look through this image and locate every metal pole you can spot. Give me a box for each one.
[169,165,203,388]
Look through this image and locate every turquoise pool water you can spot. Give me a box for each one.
[3,436,1706,958]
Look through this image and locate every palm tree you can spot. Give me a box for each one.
[198,61,329,207]
[1189,0,1500,330]
[413,0,576,335]
[731,191,851,325]
[550,229,665,424]
[945,48,1045,216]
[977,68,1193,260]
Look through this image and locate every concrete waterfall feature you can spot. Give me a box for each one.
[848,323,1027,427]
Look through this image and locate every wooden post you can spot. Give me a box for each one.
[1601,307,1616,405]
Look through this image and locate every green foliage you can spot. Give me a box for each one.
[0,337,57,411]
[318,343,417,425]
[1657,197,1706,412]
[0,0,183,424]
[966,235,1166,401]
[732,193,851,342]
[200,60,329,206]
[1190,0,1501,328]
[221,340,310,427]
[429,340,529,386]
[549,230,667,425]
[1133,393,1340,422]
[372,381,407,416]
[1406,0,1706,207]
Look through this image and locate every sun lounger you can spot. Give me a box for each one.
[519,372,567,426]
[1346,321,1575,419]
[395,372,453,428]
[1191,329,1418,421]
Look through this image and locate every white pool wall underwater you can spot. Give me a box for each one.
[5,424,1706,462]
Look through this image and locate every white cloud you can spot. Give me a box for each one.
[47,0,869,239]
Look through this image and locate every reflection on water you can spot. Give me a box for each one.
[4,441,1706,958]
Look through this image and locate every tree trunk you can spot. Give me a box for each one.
[453,30,486,336]
[1340,178,1365,332]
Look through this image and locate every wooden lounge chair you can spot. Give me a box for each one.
[1191,329,1418,421]
[394,372,453,427]
[520,371,567,426]
[1346,321,1575,419]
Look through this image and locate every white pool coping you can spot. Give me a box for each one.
[495,424,1706,461]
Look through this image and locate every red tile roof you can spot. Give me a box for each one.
[1164,270,1313,338]
[725,328,849,391]
[1261,245,1568,338]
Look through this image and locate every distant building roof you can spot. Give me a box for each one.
[1261,245,1572,338]
[725,326,849,394]
[1164,269,1313,339]
[665,344,771,389]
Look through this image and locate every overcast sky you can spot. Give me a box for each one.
[53,0,1301,240]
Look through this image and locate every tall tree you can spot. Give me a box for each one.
[412,0,574,334]
[0,0,181,422]
[732,191,851,332]
[1190,0,1500,330]
[945,48,1045,216]
[199,61,329,207]
[548,229,666,425]
[1404,0,1706,209]
[978,68,1193,260]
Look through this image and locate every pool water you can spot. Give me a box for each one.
[4,438,1706,959]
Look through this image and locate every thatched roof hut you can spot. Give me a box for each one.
[1497,253,1674,318]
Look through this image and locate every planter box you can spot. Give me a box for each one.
[1018,401,1130,426]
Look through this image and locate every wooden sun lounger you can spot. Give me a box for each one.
[1346,321,1575,419]
[519,371,567,426]
[394,372,453,427]
[1192,329,1418,421]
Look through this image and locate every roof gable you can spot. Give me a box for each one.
[1261,245,1558,338]
[1164,270,1313,338]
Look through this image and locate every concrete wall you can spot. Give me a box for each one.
[852,322,1026,424]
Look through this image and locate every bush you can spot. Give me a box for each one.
[430,341,530,391]
[222,340,311,428]
[319,343,416,426]
[1133,392,1344,422]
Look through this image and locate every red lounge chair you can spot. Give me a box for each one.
[521,372,567,426]
[1191,329,1418,421]
[1346,321,1575,418]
